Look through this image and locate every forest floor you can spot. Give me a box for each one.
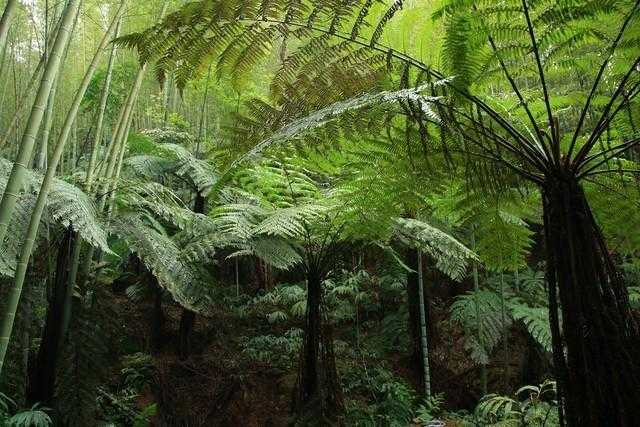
[102,283,541,427]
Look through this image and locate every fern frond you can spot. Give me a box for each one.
[450,289,511,365]
[111,215,213,313]
[232,84,444,166]
[509,299,552,353]
[393,217,477,281]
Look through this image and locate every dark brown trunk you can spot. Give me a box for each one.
[174,192,204,358]
[405,247,434,388]
[149,275,165,351]
[542,173,640,426]
[293,269,343,423]
[177,308,196,359]
[27,229,75,405]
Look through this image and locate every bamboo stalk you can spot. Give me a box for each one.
[0,8,64,148]
[85,18,121,192]
[0,0,125,374]
[0,0,81,246]
[0,0,18,66]
[417,250,431,398]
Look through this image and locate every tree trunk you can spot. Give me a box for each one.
[294,270,343,422]
[542,174,640,427]
[178,309,196,360]
[149,275,165,352]
[26,229,75,405]
[176,192,205,358]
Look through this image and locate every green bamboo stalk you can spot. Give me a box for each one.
[0,8,64,148]
[35,58,65,170]
[81,0,168,286]
[77,70,143,287]
[0,26,11,110]
[85,18,121,192]
[0,0,125,374]
[95,86,130,181]
[195,64,213,156]
[99,65,146,197]
[0,0,18,65]
[0,0,81,246]
[35,0,67,170]
[76,86,135,287]
[106,97,137,216]
[417,250,431,399]
[471,230,487,396]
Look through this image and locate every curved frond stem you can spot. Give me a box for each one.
[447,120,545,184]
[225,17,545,170]
[576,137,640,179]
[521,0,558,164]
[566,0,640,166]
[573,78,640,170]
[482,22,552,165]
[442,102,549,174]
[460,149,544,185]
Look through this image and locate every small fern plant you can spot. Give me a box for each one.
[0,400,53,427]
[475,380,558,427]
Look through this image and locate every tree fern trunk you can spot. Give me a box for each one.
[149,274,165,352]
[26,228,75,405]
[177,192,205,359]
[542,174,640,427]
[177,309,195,359]
[294,269,343,422]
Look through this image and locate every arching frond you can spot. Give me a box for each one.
[231,84,444,166]
[228,236,302,270]
[253,204,328,239]
[125,140,218,195]
[510,299,552,353]
[111,215,213,313]
[393,217,477,281]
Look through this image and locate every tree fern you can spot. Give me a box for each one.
[111,215,213,313]
[57,289,116,425]
[125,137,218,195]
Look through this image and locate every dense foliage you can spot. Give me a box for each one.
[0,0,638,426]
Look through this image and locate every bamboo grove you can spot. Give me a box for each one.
[0,0,638,426]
